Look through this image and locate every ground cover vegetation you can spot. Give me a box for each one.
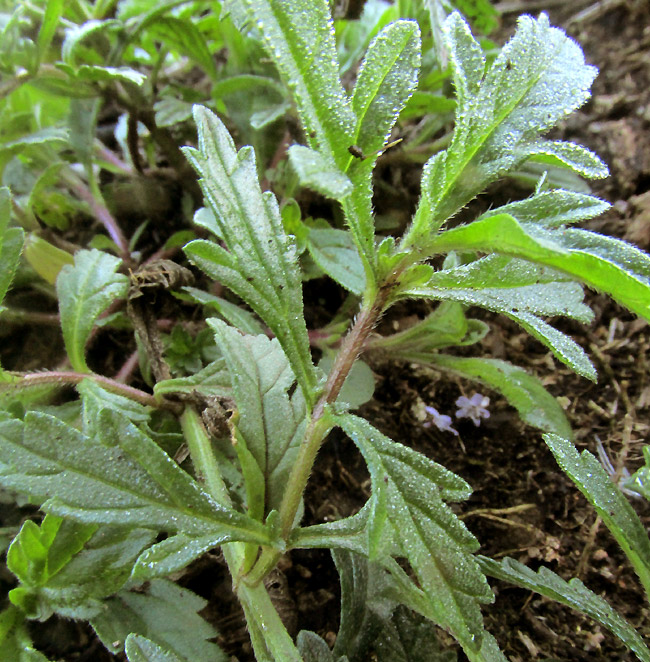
[0,0,649,660]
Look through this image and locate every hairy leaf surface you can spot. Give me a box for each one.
[480,556,650,662]
[56,249,128,373]
[183,106,317,404]
[336,414,493,654]
[125,636,183,662]
[209,319,306,517]
[406,12,605,242]
[0,411,269,543]
[544,434,650,599]
[94,580,227,661]
[0,188,25,316]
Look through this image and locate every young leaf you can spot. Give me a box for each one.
[335,414,493,655]
[344,19,420,256]
[125,636,183,662]
[10,522,155,620]
[0,411,270,543]
[56,248,129,373]
[428,355,572,438]
[35,0,63,63]
[544,435,650,599]
[405,12,606,242]
[624,445,650,501]
[480,556,650,662]
[208,319,307,517]
[182,106,317,405]
[93,579,227,661]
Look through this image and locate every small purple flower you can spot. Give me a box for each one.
[455,393,490,426]
[423,405,458,436]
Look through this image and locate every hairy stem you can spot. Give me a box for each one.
[245,286,395,586]
[3,370,172,410]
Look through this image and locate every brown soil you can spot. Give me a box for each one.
[2,1,650,661]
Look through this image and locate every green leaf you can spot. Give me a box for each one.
[332,549,395,661]
[406,257,597,381]
[61,19,119,64]
[544,434,650,600]
[208,319,307,517]
[425,214,650,323]
[94,579,227,661]
[7,514,95,592]
[406,12,605,242]
[374,605,457,662]
[335,414,493,655]
[0,209,24,314]
[78,379,151,437]
[36,0,63,62]
[183,106,317,405]
[56,249,129,372]
[0,411,270,544]
[480,556,650,662]
[227,0,377,275]
[154,358,232,399]
[0,606,51,662]
[182,286,265,335]
[318,355,375,410]
[370,301,488,355]
[228,0,355,171]
[125,636,183,662]
[306,228,366,296]
[351,19,420,158]
[479,189,611,228]
[297,631,338,662]
[23,233,74,285]
[11,524,155,620]
[288,146,353,200]
[131,532,231,581]
[73,65,147,85]
[428,355,572,438]
[147,17,217,80]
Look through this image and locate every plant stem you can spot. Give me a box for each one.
[180,406,231,507]
[246,288,395,586]
[4,370,171,410]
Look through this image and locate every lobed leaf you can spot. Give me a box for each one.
[209,319,307,518]
[56,249,129,373]
[11,524,155,620]
[544,434,650,600]
[183,106,317,405]
[154,358,232,399]
[406,12,606,243]
[0,411,270,543]
[480,556,650,662]
[424,214,650,322]
[336,414,493,655]
[226,0,355,170]
[125,636,183,662]
[94,580,227,661]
